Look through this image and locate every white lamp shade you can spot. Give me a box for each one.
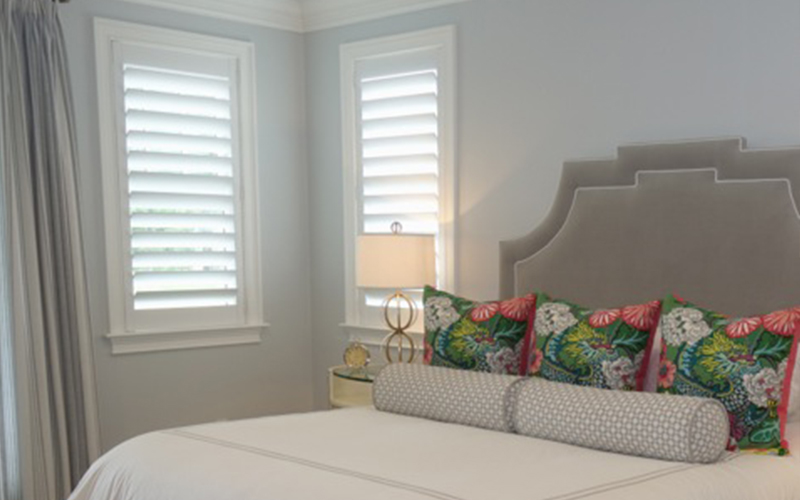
[356,234,436,289]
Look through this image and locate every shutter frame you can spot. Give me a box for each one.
[340,27,456,333]
[97,20,263,344]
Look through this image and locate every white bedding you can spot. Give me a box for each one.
[70,407,800,500]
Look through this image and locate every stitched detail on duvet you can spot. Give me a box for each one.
[164,430,467,500]
[165,429,742,500]
[540,453,743,500]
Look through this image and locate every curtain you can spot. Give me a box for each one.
[0,0,101,499]
[0,81,21,500]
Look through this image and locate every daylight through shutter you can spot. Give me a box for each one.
[359,69,440,309]
[123,64,239,311]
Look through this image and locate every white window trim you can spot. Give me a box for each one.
[94,19,267,355]
[339,26,457,343]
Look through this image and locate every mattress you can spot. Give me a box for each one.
[69,407,800,500]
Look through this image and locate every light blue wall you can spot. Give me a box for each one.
[60,0,314,449]
[58,0,800,442]
[304,0,800,406]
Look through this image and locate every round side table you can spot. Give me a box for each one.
[328,365,383,408]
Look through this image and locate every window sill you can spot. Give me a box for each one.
[339,323,423,350]
[107,323,269,355]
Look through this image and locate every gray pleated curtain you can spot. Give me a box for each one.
[0,1,100,499]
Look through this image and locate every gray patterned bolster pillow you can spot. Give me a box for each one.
[512,378,730,463]
[373,363,521,432]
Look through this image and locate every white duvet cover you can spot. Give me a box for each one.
[70,407,800,500]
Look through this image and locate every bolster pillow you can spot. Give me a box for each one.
[373,363,520,432]
[512,378,730,463]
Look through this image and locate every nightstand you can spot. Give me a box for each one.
[328,365,383,408]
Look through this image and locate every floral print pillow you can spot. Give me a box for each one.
[529,294,660,391]
[657,295,800,454]
[423,286,536,375]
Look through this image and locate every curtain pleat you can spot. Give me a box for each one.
[0,0,101,499]
[0,42,22,500]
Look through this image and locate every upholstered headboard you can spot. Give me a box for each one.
[499,137,800,316]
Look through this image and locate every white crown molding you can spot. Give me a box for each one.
[300,0,470,32]
[115,0,471,33]
[118,0,305,32]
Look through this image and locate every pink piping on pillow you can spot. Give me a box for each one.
[635,302,662,392]
[779,322,800,452]
[519,294,538,376]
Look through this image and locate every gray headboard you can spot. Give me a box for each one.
[499,137,800,316]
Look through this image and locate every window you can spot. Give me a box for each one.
[95,20,264,353]
[340,27,456,333]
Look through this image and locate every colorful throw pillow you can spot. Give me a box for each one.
[423,286,536,375]
[657,294,800,454]
[529,294,661,391]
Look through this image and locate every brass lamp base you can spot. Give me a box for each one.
[381,291,416,363]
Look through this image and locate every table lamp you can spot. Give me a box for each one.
[356,224,435,363]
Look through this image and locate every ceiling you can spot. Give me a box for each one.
[119,0,469,33]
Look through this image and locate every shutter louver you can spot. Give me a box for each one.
[123,64,239,311]
[360,69,440,236]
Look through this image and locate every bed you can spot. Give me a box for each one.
[71,408,800,500]
[70,137,800,500]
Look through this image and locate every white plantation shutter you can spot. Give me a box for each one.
[123,64,240,312]
[342,27,455,331]
[359,70,440,313]
[360,70,440,236]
